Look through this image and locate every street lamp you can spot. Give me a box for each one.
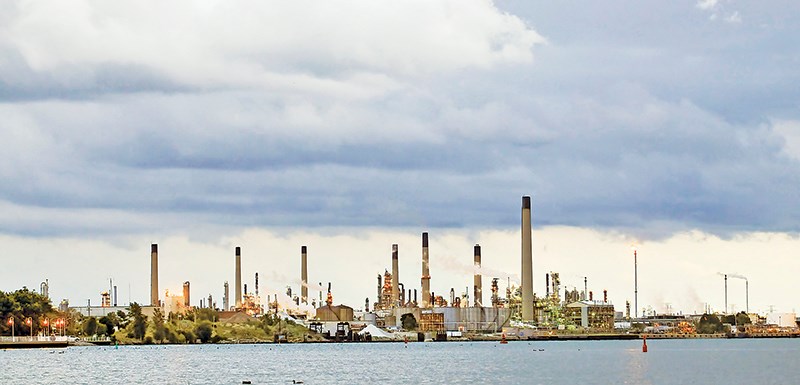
[7,317,14,340]
[25,317,32,339]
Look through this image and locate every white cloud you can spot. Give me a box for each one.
[772,119,800,161]
[725,11,742,23]
[4,0,544,91]
[696,0,719,10]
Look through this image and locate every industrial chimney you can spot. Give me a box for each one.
[223,281,229,310]
[724,274,728,314]
[301,246,308,304]
[392,244,399,308]
[521,196,534,321]
[421,233,431,308]
[183,281,190,307]
[150,244,159,307]
[235,246,242,309]
[474,244,482,307]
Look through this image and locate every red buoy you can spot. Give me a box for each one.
[642,336,648,353]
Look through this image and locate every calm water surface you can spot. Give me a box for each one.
[2,339,799,384]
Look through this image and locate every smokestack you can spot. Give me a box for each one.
[255,272,259,297]
[603,289,608,303]
[474,244,482,307]
[208,294,212,309]
[377,274,382,306]
[113,285,117,307]
[223,281,229,310]
[235,246,242,309]
[546,273,550,297]
[421,232,431,308]
[745,280,749,314]
[301,246,308,304]
[724,274,728,314]
[521,196,534,321]
[391,244,399,308]
[244,284,248,296]
[183,281,190,307]
[584,277,588,301]
[150,244,159,307]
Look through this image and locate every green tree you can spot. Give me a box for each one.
[195,320,213,343]
[152,308,166,343]
[735,312,752,326]
[401,313,418,331]
[83,317,98,336]
[697,314,724,334]
[129,303,147,340]
[181,330,196,344]
[98,314,118,336]
[195,308,217,322]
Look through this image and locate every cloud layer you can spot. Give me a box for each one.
[1,0,799,240]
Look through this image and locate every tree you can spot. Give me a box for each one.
[129,303,147,340]
[99,315,118,336]
[83,317,98,336]
[152,308,166,343]
[401,313,418,331]
[195,308,217,322]
[697,314,724,334]
[195,320,213,343]
[735,312,752,326]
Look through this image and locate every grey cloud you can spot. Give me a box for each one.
[1,1,800,239]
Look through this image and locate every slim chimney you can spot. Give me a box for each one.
[113,285,117,307]
[301,246,308,304]
[546,273,550,297]
[223,281,229,310]
[255,272,259,298]
[391,244,399,308]
[421,233,431,308]
[521,196,534,321]
[235,246,242,309]
[474,244,482,307]
[376,274,382,306]
[150,244,159,307]
[724,274,728,314]
[183,281,190,307]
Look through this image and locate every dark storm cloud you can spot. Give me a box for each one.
[1,1,799,238]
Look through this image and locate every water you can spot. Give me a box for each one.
[2,339,799,384]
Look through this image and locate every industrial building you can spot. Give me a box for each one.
[563,300,616,329]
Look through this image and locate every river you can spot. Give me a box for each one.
[1,339,799,384]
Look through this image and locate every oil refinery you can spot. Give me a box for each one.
[59,195,799,342]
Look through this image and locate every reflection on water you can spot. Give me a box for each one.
[1,339,799,384]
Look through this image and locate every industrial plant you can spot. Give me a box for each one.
[55,196,800,343]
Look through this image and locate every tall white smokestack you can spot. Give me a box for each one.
[235,246,242,309]
[301,246,308,304]
[421,233,431,308]
[521,196,534,321]
[392,244,399,308]
[150,244,159,307]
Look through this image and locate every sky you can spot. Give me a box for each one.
[1,0,799,316]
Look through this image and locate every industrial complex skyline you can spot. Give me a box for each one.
[2,1,800,316]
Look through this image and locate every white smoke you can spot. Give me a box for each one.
[439,254,520,284]
[717,272,747,280]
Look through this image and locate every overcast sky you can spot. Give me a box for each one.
[2,0,799,315]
